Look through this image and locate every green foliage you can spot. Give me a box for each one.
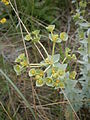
[64,0,90,113]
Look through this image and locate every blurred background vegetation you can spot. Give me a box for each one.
[0,0,90,120]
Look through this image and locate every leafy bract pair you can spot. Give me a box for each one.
[46,25,68,42]
[24,30,40,43]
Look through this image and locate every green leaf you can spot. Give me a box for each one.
[54,63,67,70]
[53,54,60,63]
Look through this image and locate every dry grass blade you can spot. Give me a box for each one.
[0,101,13,120]
[0,69,37,120]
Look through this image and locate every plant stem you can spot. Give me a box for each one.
[38,41,49,57]
[62,57,67,64]
[44,65,51,73]
[34,43,45,60]
[52,42,56,62]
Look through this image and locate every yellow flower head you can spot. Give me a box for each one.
[1,0,9,5]
[0,18,7,24]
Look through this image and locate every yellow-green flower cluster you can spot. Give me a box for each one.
[0,18,7,24]
[1,0,9,5]
[28,66,67,89]
[29,69,44,87]
[65,47,77,61]
[14,53,28,75]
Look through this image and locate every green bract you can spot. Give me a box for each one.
[52,67,58,74]
[59,70,65,76]
[32,30,40,36]
[20,60,28,67]
[36,79,44,87]
[46,25,55,33]
[46,77,53,86]
[32,36,40,43]
[24,34,32,41]
[78,30,85,39]
[35,75,41,80]
[60,32,68,41]
[69,71,76,80]
[15,57,21,63]
[67,55,72,60]
[72,54,77,60]
[18,53,25,60]
[49,34,61,43]
[15,53,25,63]
[53,79,60,89]
[49,34,58,42]
[73,13,80,21]
[14,65,22,75]
[29,69,36,77]
[59,82,65,88]
[52,73,59,79]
